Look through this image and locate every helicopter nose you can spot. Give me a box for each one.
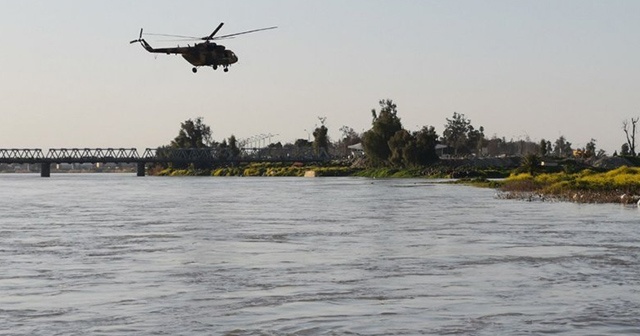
[227,50,238,64]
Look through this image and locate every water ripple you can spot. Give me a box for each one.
[1,175,639,334]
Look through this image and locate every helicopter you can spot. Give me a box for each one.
[130,22,276,73]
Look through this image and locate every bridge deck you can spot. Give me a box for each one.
[0,147,333,177]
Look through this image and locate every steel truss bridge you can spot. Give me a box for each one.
[0,147,329,177]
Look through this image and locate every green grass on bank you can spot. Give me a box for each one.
[152,163,512,179]
[154,163,360,177]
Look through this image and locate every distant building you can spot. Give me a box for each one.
[347,143,364,158]
[435,144,449,158]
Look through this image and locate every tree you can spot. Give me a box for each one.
[228,135,240,159]
[312,117,329,157]
[539,139,548,157]
[621,143,630,156]
[520,154,541,174]
[468,126,486,156]
[339,125,361,144]
[413,126,439,165]
[441,112,484,156]
[388,129,415,167]
[584,138,597,158]
[167,117,213,170]
[387,126,440,167]
[442,112,470,156]
[361,99,440,167]
[485,136,505,157]
[294,139,312,147]
[336,125,362,157]
[552,135,572,158]
[623,117,638,156]
[170,117,212,149]
[362,99,403,165]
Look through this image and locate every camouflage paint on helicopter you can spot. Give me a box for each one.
[130,22,276,73]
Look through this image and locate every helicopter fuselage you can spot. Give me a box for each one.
[136,39,238,71]
[180,42,238,67]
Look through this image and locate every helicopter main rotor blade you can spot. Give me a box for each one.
[211,26,277,40]
[205,22,225,40]
[132,24,276,43]
[145,32,200,39]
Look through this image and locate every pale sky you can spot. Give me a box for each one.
[1,1,639,153]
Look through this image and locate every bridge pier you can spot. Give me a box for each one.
[137,162,146,177]
[40,163,50,177]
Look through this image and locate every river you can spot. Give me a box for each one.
[1,174,639,335]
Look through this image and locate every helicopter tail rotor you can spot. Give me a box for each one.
[129,28,144,44]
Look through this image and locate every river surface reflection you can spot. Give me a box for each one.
[1,174,639,335]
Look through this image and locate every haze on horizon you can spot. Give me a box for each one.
[1,1,638,154]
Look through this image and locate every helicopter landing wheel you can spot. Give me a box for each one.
[192,67,198,73]
[213,65,218,70]
[223,68,229,72]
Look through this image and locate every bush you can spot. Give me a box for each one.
[534,172,571,185]
[542,180,572,195]
[501,173,540,192]
[243,167,265,176]
[503,166,640,197]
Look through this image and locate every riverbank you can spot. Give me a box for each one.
[151,162,512,179]
[152,163,358,177]
[152,162,640,205]
[497,166,640,204]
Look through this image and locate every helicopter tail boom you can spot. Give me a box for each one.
[137,39,155,52]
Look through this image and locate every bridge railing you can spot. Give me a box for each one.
[143,148,221,162]
[0,149,45,160]
[46,148,140,162]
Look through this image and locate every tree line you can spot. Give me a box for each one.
[165,98,631,169]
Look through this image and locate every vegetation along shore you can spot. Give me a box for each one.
[141,98,640,205]
[5,98,639,205]
[496,165,640,205]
